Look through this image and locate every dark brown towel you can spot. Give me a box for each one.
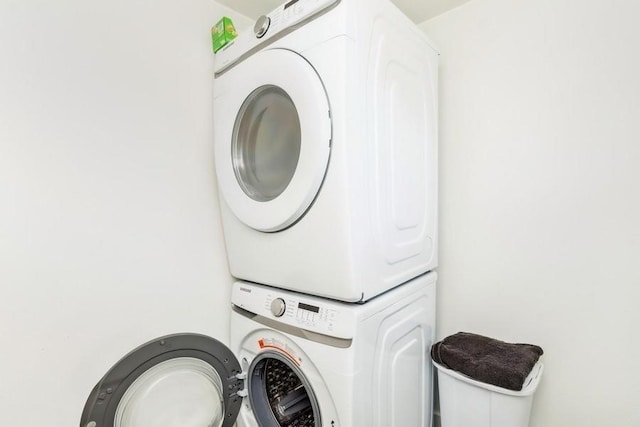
[431,332,543,391]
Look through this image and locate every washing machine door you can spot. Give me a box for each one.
[79,333,243,427]
[214,48,332,232]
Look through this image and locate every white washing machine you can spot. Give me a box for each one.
[213,0,439,302]
[79,273,437,427]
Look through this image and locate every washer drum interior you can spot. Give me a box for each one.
[248,351,321,427]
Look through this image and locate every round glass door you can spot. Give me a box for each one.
[80,334,242,427]
[232,85,301,202]
[213,48,331,232]
[114,358,224,427]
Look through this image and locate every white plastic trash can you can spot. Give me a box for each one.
[433,360,543,427]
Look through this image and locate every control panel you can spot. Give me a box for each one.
[232,281,355,340]
[214,0,340,74]
[264,0,338,39]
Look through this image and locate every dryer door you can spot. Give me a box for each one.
[214,48,331,232]
[80,334,243,427]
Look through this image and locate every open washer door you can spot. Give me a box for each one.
[80,334,243,427]
[80,333,324,427]
[214,48,332,232]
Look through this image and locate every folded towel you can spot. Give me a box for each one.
[431,332,543,391]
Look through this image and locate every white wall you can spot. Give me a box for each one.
[421,0,640,425]
[0,1,249,425]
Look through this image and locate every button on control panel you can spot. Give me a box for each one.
[270,298,286,317]
[253,15,270,38]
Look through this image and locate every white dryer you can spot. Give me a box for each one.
[213,0,439,302]
[79,273,437,427]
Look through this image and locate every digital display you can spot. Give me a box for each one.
[284,0,300,9]
[298,302,319,313]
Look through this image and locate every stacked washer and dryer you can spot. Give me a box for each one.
[79,1,438,426]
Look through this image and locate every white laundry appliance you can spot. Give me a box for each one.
[213,0,439,302]
[79,272,437,427]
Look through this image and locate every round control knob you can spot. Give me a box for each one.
[254,15,271,39]
[270,298,286,317]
